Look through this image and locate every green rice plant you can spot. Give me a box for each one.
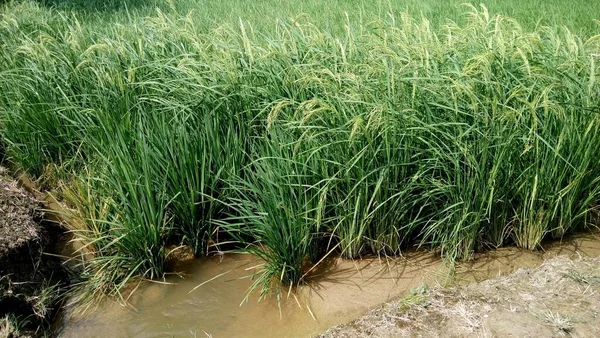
[139,101,248,256]
[32,0,600,38]
[0,22,84,176]
[222,129,329,297]
[0,1,599,304]
[324,121,422,258]
[512,94,600,248]
[67,115,172,303]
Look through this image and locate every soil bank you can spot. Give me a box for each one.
[320,255,600,337]
[0,166,68,338]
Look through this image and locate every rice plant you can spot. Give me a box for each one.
[222,129,330,297]
[0,1,598,304]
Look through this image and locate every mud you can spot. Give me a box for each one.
[58,233,600,338]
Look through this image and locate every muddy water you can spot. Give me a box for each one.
[59,234,600,338]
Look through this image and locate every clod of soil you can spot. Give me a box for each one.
[0,167,42,257]
[319,256,600,338]
[0,166,67,337]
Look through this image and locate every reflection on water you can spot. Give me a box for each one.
[59,233,600,338]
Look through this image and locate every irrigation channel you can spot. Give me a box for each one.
[58,233,600,337]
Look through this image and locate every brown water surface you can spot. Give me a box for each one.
[59,233,600,338]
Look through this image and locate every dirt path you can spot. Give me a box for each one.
[319,255,600,337]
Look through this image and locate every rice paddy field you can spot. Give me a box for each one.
[0,0,599,311]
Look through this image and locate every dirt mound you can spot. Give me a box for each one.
[0,167,67,337]
[320,256,600,338]
[0,166,43,258]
